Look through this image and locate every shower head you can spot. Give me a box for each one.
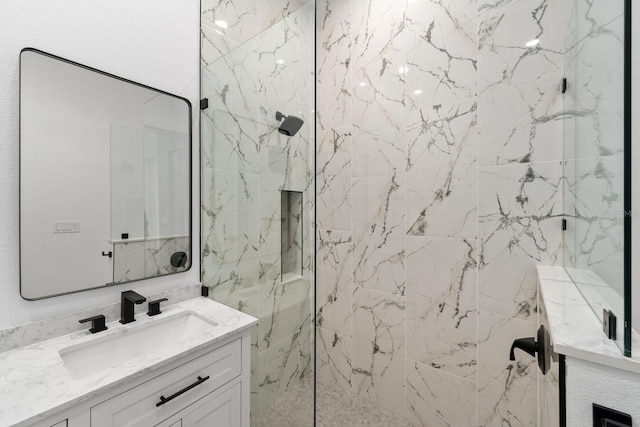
[275,111,304,136]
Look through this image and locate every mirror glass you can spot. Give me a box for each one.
[562,0,631,354]
[20,48,192,300]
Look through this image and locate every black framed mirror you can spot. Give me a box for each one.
[20,48,192,300]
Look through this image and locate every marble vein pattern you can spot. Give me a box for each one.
[201,0,309,66]
[406,293,477,381]
[406,98,478,239]
[477,0,572,166]
[317,230,352,337]
[257,276,311,353]
[257,311,313,415]
[312,0,574,424]
[478,161,564,321]
[561,0,625,300]
[352,174,406,295]
[352,127,406,179]
[564,156,624,295]
[405,0,477,110]
[0,298,257,426]
[351,287,405,415]
[316,0,352,132]
[351,0,406,133]
[317,128,353,231]
[406,359,477,427]
[201,3,316,423]
[478,312,538,427]
[566,0,625,159]
[406,236,477,312]
[0,284,200,354]
[317,327,352,393]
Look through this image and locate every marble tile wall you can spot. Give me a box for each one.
[316,0,571,425]
[200,2,315,425]
[562,0,626,297]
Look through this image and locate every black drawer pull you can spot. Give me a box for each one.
[156,375,210,407]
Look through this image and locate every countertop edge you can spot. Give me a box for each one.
[537,265,640,374]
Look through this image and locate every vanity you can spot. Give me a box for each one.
[0,296,257,427]
[3,18,257,427]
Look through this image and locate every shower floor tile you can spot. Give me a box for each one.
[254,377,415,426]
[316,379,415,427]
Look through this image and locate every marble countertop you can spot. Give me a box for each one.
[0,297,257,426]
[537,265,640,373]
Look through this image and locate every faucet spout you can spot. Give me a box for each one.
[509,337,537,361]
[120,290,147,324]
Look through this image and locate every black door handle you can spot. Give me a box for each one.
[509,325,551,374]
[156,375,210,407]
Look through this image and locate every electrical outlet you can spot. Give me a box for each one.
[593,404,632,427]
[53,221,80,233]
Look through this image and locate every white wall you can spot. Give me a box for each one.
[0,0,200,329]
[566,357,640,426]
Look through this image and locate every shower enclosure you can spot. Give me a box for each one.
[200,2,316,426]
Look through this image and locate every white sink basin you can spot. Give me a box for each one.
[59,311,217,380]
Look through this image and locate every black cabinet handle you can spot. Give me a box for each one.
[156,375,210,407]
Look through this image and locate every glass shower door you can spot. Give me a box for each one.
[200,2,316,426]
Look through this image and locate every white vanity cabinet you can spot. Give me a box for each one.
[30,330,251,427]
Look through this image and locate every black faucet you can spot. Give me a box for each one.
[120,290,146,324]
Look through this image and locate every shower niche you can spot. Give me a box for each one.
[281,190,303,280]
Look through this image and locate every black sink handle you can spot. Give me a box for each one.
[79,314,108,334]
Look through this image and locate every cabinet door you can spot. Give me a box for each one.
[156,382,242,427]
[182,382,241,427]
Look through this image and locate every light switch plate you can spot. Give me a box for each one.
[53,221,80,233]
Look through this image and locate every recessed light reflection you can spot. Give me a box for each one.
[398,66,408,74]
[526,39,540,48]
[214,20,228,29]
[413,89,423,95]
[359,82,367,87]
[277,59,285,65]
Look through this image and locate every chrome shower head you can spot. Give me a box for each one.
[275,111,304,136]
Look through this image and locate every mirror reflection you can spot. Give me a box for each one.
[20,48,192,300]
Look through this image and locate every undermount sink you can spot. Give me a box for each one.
[59,311,217,380]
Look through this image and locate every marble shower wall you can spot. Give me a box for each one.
[200,1,315,424]
[563,0,626,296]
[316,0,570,425]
